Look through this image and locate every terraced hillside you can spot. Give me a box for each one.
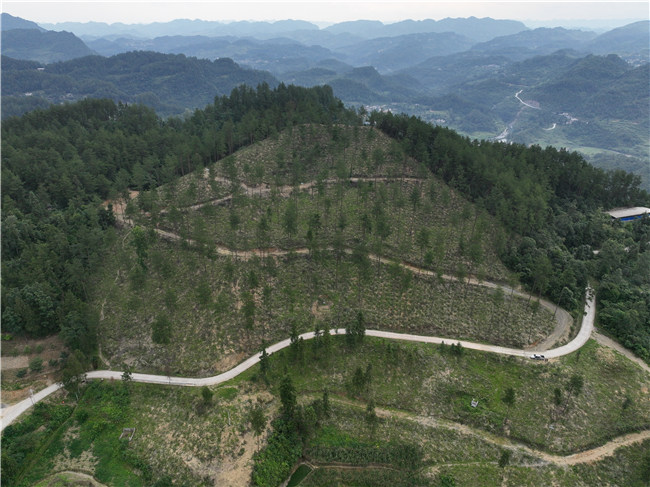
[95,125,560,376]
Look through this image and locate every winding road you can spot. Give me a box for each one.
[3,174,648,470]
[0,173,587,430]
[515,89,541,110]
[5,288,649,467]
[0,291,593,431]
[137,173,576,352]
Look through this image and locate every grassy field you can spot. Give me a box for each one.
[265,335,650,455]
[6,377,270,487]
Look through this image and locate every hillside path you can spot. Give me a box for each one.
[319,393,650,467]
[593,330,650,374]
[167,173,428,214]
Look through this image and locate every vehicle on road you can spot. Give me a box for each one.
[531,354,546,360]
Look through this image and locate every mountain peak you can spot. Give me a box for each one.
[1,13,46,32]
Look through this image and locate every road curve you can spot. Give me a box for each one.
[515,89,541,110]
[1,291,594,431]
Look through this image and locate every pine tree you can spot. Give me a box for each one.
[279,374,297,418]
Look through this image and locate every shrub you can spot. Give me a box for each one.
[163,289,178,310]
[439,475,457,487]
[152,315,172,344]
[29,357,43,373]
[196,281,213,306]
[75,410,89,424]
[16,369,27,378]
[23,346,31,355]
[48,359,58,367]
[201,386,214,403]
[35,344,44,353]
[498,450,511,468]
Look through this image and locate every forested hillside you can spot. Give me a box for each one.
[3,84,648,363]
[370,110,649,316]
[2,83,650,487]
[2,14,648,188]
[1,51,278,117]
[1,84,350,353]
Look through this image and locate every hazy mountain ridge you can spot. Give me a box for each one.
[39,16,527,42]
[1,51,278,117]
[1,28,97,64]
[525,54,637,115]
[585,20,650,55]
[39,18,320,38]
[334,32,476,73]
[1,12,46,31]
[471,27,598,55]
[324,17,529,41]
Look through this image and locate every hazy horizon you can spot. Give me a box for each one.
[4,1,648,30]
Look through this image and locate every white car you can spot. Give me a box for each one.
[530,354,546,360]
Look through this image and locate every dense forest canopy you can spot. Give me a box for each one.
[2,83,649,364]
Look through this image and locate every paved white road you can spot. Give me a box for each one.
[1,290,598,431]
[515,89,541,110]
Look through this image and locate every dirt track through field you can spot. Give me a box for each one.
[320,394,650,467]
[593,331,650,374]
[34,471,108,486]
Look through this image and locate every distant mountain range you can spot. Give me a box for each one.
[1,51,278,117]
[38,16,528,42]
[2,13,648,188]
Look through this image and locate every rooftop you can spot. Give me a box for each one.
[606,207,650,219]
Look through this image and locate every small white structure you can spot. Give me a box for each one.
[606,207,650,222]
[471,399,479,408]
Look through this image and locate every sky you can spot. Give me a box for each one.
[3,1,648,26]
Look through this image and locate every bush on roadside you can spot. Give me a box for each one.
[29,357,44,373]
